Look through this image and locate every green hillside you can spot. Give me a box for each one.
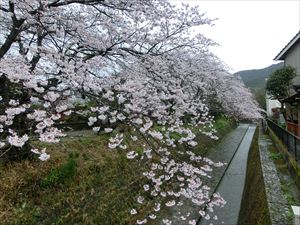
[235,62,284,89]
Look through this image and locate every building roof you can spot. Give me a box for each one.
[274,30,300,60]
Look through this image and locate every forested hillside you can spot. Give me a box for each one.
[235,62,284,109]
[235,62,283,89]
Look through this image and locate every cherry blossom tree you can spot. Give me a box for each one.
[0,0,261,224]
[204,70,262,120]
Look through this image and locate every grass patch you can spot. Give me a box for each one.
[281,183,296,205]
[40,155,77,188]
[213,116,229,130]
[0,135,156,225]
[269,151,284,161]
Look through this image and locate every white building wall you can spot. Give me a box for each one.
[266,94,281,116]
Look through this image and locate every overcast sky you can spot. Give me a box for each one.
[171,0,300,73]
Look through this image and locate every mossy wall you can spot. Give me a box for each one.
[238,127,271,225]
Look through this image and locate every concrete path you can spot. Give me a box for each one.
[162,124,254,224]
[199,124,256,225]
[201,124,250,190]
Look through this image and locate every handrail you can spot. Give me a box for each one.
[267,118,299,163]
[267,119,300,140]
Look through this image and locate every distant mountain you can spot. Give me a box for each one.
[234,62,284,110]
[234,62,284,89]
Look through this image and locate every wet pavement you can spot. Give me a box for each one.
[201,123,250,190]
[164,124,254,225]
[199,124,256,225]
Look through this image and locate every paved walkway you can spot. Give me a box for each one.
[163,124,255,224]
[199,124,256,225]
[200,124,250,191]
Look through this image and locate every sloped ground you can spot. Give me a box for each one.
[0,135,147,225]
[0,118,235,225]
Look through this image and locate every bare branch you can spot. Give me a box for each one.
[0,6,9,13]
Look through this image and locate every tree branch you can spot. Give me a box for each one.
[0,2,25,58]
[0,6,9,13]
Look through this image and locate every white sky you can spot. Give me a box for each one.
[171,0,300,72]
